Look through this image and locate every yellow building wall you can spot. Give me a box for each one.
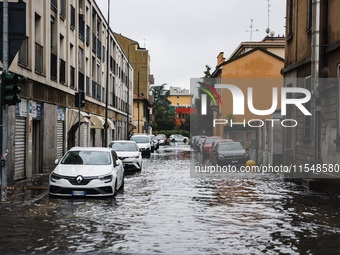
[215,50,284,136]
[168,95,192,107]
[132,100,147,134]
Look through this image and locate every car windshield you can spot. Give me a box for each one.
[61,151,111,165]
[174,135,183,138]
[218,143,244,151]
[131,136,149,143]
[205,137,221,144]
[109,142,138,151]
[156,135,164,137]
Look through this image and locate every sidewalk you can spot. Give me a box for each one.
[1,173,49,205]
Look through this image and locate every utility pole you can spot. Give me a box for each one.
[104,0,110,147]
[1,0,9,201]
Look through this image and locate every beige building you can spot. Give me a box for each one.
[2,0,134,184]
[114,33,154,134]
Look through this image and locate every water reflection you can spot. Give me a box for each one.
[0,144,340,254]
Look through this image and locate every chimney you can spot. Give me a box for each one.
[217,52,225,66]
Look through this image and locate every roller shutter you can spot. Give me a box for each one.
[57,121,64,159]
[14,118,26,180]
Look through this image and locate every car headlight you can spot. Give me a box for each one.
[99,174,113,183]
[135,155,140,158]
[51,172,62,181]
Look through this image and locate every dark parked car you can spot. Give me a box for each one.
[211,142,249,166]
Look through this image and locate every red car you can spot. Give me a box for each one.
[209,139,233,161]
[201,136,222,159]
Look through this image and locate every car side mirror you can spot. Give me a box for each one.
[114,161,120,167]
[54,159,59,165]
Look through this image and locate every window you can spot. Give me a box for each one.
[51,0,57,11]
[177,96,179,99]
[287,0,294,40]
[86,25,90,46]
[70,5,75,29]
[18,37,29,66]
[70,66,75,88]
[78,47,84,73]
[59,59,66,84]
[60,0,66,19]
[304,76,311,138]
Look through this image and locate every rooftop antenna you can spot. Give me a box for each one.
[143,38,146,48]
[266,0,271,35]
[247,19,258,50]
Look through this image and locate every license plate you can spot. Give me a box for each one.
[72,190,86,196]
[124,164,127,167]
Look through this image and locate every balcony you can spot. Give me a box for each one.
[59,59,66,84]
[35,42,43,73]
[50,53,57,80]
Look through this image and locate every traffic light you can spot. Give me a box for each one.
[1,72,25,106]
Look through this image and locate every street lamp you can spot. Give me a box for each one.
[138,66,147,133]
[126,42,138,140]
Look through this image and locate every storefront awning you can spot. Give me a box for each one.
[68,109,91,132]
[90,115,115,130]
[129,122,137,131]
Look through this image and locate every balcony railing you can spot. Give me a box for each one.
[50,53,57,80]
[79,18,85,41]
[59,59,66,84]
[70,66,75,88]
[35,42,43,73]
[78,71,84,91]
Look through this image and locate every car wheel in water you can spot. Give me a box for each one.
[183,139,187,143]
[172,139,175,142]
[119,177,124,191]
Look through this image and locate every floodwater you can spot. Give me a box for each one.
[1,144,340,254]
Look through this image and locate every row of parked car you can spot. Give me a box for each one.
[49,133,169,198]
[191,135,250,166]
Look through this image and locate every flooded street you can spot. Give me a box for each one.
[1,144,340,254]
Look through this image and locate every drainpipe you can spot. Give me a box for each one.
[311,0,321,165]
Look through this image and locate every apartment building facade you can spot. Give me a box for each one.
[114,33,154,134]
[3,0,133,184]
[282,0,340,175]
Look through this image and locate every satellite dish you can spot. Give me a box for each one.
[270,31,275,37]
[265,28,271,34]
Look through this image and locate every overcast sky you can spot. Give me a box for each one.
[96,0,286,90]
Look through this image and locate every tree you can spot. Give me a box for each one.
[151,84,171,110]
[153,106,175,131]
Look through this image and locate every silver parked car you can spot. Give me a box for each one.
[109,140,142,171]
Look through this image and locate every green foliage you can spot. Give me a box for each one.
[153,106,175,131]
[151,84,171,110]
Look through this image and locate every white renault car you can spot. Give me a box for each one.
[131,135,152,157]
[49,147,124,197]
[109,140,142,171]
